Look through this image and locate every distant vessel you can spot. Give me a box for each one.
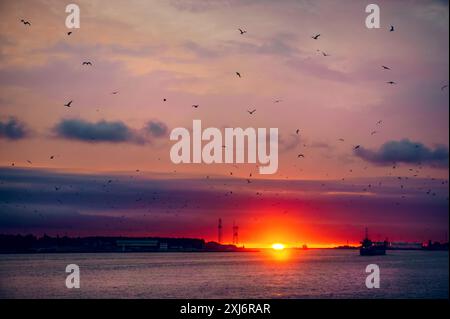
[360,228,386,256]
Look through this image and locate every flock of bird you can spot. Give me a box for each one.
[4,17,448,233]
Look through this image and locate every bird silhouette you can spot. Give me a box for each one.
[238,28,247,35]
[297,154,305,158]
[387,81,396,85]
[192,104,199,108]
[312,34,321,40]
[321,51,330,57]
[236,72,241,78]
[64,100,73,107]
[382,65,391,70]
[247,109,256,115]
[20,19,31,26]
[82,61,92,66]
[441,85,448,91]
[111,91,119,95]
[67,31,72,35]
[354,145,361,150]
[389,25,395,32]
[296,129,300,135]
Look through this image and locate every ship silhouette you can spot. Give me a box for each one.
[360,228,387,256]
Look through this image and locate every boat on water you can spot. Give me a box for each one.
[360,228,387,256]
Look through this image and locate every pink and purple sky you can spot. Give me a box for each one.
[0,0,448,247]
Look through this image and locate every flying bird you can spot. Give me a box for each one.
[386,81,396,85]
[236,72,241,78]
[64,100,73,107]
[376,120,383,125]
[67,31,72,36]
[247,109,256,115]
[389,25,395,32]
[371,131,378,135]
[441,85,448,91]
[192,104,199,108]
[297,154,305,158]
[321,51,330,57]
[311,34,321,40]
[296,129,300,135]
[354,145,361,150]
[273,100,282,103]
[382,65,391,70]
[338,138,345,142]
[82,61,92,66]
[238,28,247,35]
[20,19,31,26]
[111,91,119,95]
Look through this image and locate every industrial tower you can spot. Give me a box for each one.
[232,221,239,245]
[218,218,223,244]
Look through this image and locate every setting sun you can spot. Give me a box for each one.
[272,243,285,250]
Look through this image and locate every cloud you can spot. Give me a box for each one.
[354,139,449,168]
[145,120,169,138]
[0,167,448,239]
[0,117,28,140]
[53,118,170,144]
[54,119,134,143]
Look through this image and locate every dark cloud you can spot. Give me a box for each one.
[354,139,449,168]
[54,119,134,143]
[0,117,28,140]
[0,167,447,238]
[145,120,169,138]
[53,118,169,144]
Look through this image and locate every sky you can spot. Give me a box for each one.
[0,0,449,247]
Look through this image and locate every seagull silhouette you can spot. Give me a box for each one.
[64,100,73,107]
[67,31,72,35]
[247,109,256,115]
[192,104,199,108]
[389,25,395,32]
[311,34,321,40]
[236,72,241,78]
[20,19,31,26]
[321,51,330,57]
[238,28,247,35]
[82,61,92,66]
[296,129,300,134]
[382,65,391,70]
[297,154,305,158]
[354,145,361,150]
[111,91,119,95]
[387,81,396,85]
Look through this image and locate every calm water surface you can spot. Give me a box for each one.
[0,250,448,298]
